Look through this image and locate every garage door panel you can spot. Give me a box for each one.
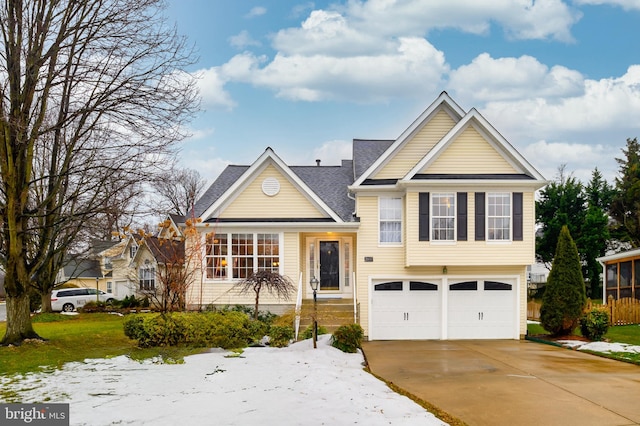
[447,279,516,340]
[371,280,441,340]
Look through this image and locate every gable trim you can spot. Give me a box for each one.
[351,92,466,187]
[403,109,546,183]
[200,148,343,223]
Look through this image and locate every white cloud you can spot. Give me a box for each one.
[344,0,580,42]
[273,10,393,56]
[180,151,230,185]
[229,30,261,49]
[194,67,236,109]
[477,66,640,140]
[449,53,584,102]
[312,140,353,165]
[573,0,640,11]
[522,140,619,183]
[245,6,267,18]
[222,38,448,102]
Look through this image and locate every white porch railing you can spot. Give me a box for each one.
[294,272,303,340]
[352,271,357,323]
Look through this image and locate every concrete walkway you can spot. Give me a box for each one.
[362,340,640,426]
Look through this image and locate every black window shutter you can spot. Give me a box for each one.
[419,192,430,241]
[475,192,485,241]
[457,192,467,241]
[513,192,523,241]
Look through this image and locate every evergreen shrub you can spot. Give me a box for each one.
[579,308,610,341]
[540,226,586,336]
[331,324,364,353]
[269,325,294,347]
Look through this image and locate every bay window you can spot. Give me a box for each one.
[205,232,280,279]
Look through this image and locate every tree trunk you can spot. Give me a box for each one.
[41,292,53,313]
[1,293,40,345]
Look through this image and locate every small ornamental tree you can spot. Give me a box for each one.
[234,271,295,320]
[540,225,587,336]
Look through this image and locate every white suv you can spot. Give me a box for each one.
[51,288,116,312]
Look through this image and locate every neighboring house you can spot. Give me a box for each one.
[58,257,107,291]
[187,92,546,340]
[93,237,139,298]
[598,248,640,302]
[132,236,186,290]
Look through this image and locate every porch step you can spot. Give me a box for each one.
[298,298,357,335]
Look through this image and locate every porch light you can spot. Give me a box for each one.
[310,276,319,292]
[310,276,319,349]
[443,266,448,275]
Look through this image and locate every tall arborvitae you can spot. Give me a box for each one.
[540,225,587,336]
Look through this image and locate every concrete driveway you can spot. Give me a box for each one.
[362,340,640,426]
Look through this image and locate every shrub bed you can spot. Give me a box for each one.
[123,311,258,349]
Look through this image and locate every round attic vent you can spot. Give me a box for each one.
[262,177,280,196]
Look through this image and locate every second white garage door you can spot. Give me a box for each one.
[447,279,516,339]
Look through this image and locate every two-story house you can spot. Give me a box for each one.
[187,92,546,340]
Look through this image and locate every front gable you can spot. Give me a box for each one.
[200,147,342,223]
[404,109,545,182]
[419,125,517,175]
[373,109,459,179]
[353,92,466,186]
[219,163,327,220]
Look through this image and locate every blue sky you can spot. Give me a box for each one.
[165,0,640,186]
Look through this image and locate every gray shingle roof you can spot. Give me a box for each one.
[290,160,355,222]
[63,258,102,279]
[194,166,249,218]
[194,141,393,222]
[353,139,394,180]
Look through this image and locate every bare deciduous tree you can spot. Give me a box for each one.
[152,167,206,217]
[0,0,199,345]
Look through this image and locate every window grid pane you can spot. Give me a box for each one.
[257,233,279,272]
[432,193,455,241]
[488,193,511,241]
[205,233,228,279]
[379,197,402,243]
[232,234,254,279]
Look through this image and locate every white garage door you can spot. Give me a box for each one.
[447,279,516,339]
[370,280,441,340]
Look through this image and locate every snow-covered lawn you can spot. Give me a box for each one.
[0,335,446,426]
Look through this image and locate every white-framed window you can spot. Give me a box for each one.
[379,197,402,244]
[205,233,228,279]
[431,193,455,241]
[488,193,511,241]
[205,232,280,279]
[138,267,155,290]
[106,281,113,293]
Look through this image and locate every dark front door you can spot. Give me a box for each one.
[319,241,340,291]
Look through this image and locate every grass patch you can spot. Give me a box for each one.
[603,324,640,346]
[0,313,204,376]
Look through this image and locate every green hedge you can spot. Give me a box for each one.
[123,311,257,349]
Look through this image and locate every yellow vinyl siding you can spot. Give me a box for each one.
[283,232,300,286]
[220,165,325,219]
[355,196,407,335]
[374,110,456,179]
[423,126,517,174]
[405,191,535,266]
